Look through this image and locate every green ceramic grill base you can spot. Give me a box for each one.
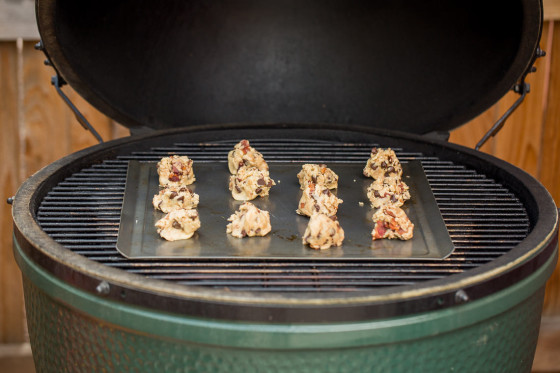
[15,238,555,373]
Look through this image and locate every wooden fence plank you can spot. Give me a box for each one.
[0,41,26,343]
[539,21,560,317]
[21,41,71,176]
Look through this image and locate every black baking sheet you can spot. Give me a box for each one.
[116,161,454,260]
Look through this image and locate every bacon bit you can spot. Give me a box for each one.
[389,219,400,231]
[385,209,396,218]
[172,165,182,175]
[169,174,180,182]
[300,202,305,209]
[321,167,327,174]
[373,222,386,239]
[240,140,250,154]
[308,183,315,192]
[397,228,406,235]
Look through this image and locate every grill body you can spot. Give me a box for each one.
[15,243,554,373]
[12,125,558,372]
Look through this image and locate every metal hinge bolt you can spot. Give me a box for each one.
[454,289,469,304]
[96,281,111,295]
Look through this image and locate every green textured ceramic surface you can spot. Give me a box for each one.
[14,237,555,373]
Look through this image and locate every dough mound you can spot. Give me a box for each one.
[228,139,268,174]
[155,209,201,241]
[157,155,195,187]
[297,164,338,190]
[302,214,345,250]
[153,186,200,213]
[297,183,343,217]
[226,202,272,238]
[229,166,275,201]
[363,148,403,180]
[371,206,414,241]
[367,178,410,208]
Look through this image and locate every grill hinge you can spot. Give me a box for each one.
[35,41,104,144]
[475,47,546,150]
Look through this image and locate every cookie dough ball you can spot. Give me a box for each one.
[157,155,195,187]
[228,139,269,174]
[155,209,201,241]
[371,206,414,241]
[229,166,275,201]
[226,202,271,238]
[363,147,403,180]
[153,186,200,213]
[302,214,345,250]
[297,183,343,217]
[297,164,339,190]
[367,178,411,208]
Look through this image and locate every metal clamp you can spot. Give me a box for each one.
[475,47,546,150]
[34,41,104,143]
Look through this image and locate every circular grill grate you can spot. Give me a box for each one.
[36,139,530,292]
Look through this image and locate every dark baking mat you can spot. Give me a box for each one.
[116,161,454,260]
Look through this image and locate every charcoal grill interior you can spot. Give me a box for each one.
[36,136,530,293]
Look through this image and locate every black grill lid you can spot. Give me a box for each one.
[36,0,542,134]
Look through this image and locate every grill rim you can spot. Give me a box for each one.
[12,123,559,322]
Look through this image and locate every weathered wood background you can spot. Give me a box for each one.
[1,3,559,371]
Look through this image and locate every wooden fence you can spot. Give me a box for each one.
[1,9,559,371]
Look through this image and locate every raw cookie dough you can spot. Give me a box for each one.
[153,186,200,213]
[297,183,343,217]
[302,213,345,250]
[155,209,201,241]
[371,206,414,241]
[228,139,268,174]
[366,178,411,208]
[226,202,272,238]
[157,155,195,187]
[297,164,339,190]
[229,166,275,201]
[363,147,403,180]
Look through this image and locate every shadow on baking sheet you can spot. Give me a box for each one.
[116,161,454,260]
